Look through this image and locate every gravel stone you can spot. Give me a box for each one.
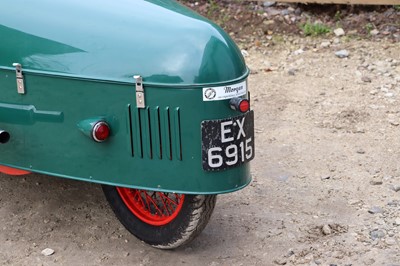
[388,200,400,206]
[293,49,304,55]
[263,1,276,7]
[241,50,249,57]
[362,76,372,83]
[334,28,345,36]
[391,185,400,192]
[356,149,366,154]
[385,238,396,245]
[370,179,383,185]
[322,224,332,235]
[41,248,55,256]
[321,175,331,180]
[335,50,349,58]
[368,206,383,214]
[321,41,331,48]
[288,69,296,76]
[274,257,287,265]
[370,29,380,35]
[370,229,386,240]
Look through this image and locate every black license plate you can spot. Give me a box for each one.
[201,111,254,171]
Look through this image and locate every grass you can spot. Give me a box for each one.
[334,11,342,22]
[207,0,219,17]
[301,21,331,36]
[365,23,374,33]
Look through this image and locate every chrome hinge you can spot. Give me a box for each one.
[134,75,145,108]
[12,63,25,94]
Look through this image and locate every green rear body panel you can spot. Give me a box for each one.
[0,0,252,194]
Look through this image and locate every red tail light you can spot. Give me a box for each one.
[239,99,250,113]
[230,98,250,113]
[92,121,110,142]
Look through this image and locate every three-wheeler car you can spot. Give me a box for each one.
[0,0,254,249]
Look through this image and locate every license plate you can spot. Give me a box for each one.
[201,111,254,171]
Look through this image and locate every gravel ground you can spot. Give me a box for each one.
[1,16,400,266]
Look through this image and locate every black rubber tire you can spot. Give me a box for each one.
[102,185,217,249]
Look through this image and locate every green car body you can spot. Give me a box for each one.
[0,0,253,194]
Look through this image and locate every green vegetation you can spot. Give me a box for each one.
[334,11,342,22]
[365,23,374,34]
[394,5,400,10]
[207,0,219,17]
[204,0,230,25]
[301,22,331,36]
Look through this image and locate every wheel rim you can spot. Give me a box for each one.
[116,188,185,226]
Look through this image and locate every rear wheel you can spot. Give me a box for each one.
[102,185,216,249]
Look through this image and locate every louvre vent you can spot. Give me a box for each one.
[127,105,182,160]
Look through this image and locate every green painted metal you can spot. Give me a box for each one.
[0,0,252,194]
[0,0,247,86]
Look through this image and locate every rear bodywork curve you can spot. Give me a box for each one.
[0,0,246,86]
[0,0,252,194]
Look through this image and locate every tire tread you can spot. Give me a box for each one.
[154,195,216,249]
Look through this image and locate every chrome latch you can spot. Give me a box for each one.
[12,63,25,94]
[134,75,145,108]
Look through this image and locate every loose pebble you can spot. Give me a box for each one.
[263,1,276,7]
[321,175,331,180]
[362,76,372,83]
[293,49,304,55]
[241,50,249,57]
[322,224,332,235]
[288,69,296,76]
[370,29,380,35]
[273,257,287,265]
[370,179,383,185]
[41,248,55,256]
[335,50,349,58]
[356,149,366,154]
[370,229,386,240]
[391,185,400,192]
[334,28,345,36]
[368,206,383,214]
[385,238,396,245]
[321,41,331,48]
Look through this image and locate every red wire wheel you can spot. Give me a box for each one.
[102,185,216,249]
[116,188,185,226]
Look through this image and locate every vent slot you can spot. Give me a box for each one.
[161,107,172,160]
[142,107,152,159]
[172,107,182,160]
[151,107,162,159]
[127,104,134,157]
[131,107,143,158]
[129,106,182,160]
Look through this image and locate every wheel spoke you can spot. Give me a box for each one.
[144,191,164,217]
[116,187,185,226]
[133,190,145,208]
[157,192,171,216]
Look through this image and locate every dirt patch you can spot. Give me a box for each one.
[1,37,399,266]
[180,0,400,43]
[1,3,400,266]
